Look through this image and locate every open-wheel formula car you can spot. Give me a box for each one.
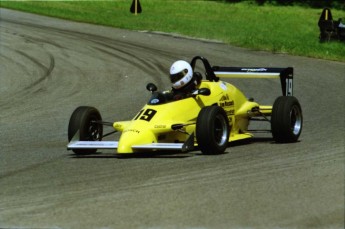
[67,56,303,155]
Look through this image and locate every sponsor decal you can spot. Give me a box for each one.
[241,68,267,72]
[220,101,234,107]
[226,110,235,115]
[219,95,234,108]
[219,82,227,91]
[124,129,140,134]
[154,125,167,129]
[219,94,230,101]
[286,78,293,96]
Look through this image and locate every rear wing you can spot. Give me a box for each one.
[213,66,293,96]
[190,56,293,96]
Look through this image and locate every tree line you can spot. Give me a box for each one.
[216,0,345,10]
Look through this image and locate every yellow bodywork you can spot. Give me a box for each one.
[112,81,272,154]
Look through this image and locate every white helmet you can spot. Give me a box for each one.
[169,60,193,89]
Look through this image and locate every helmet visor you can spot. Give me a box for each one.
[170,69,188,83]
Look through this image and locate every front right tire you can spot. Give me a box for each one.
[196,106,230,155]
[68,106,103,154]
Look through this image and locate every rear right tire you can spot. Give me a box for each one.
[271,96,303,143]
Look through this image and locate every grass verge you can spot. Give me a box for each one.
[1,0,344,62]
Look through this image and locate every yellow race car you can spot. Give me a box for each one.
[67,56,302,155]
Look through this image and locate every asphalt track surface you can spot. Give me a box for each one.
[0,8,344,229]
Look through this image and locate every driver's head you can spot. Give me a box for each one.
[169,60,193,90]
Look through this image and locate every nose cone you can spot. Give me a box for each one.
[117,128,157,154]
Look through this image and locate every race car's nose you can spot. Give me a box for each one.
[117,129,157,154]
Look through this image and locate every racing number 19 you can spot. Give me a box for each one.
[134,109,157,122]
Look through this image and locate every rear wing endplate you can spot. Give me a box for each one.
[212,66,293,96]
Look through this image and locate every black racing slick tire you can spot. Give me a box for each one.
[271,96,303,143]
[196,106,230,155]
[68,106,103,154]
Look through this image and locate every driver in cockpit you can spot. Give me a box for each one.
[168,60,202,100]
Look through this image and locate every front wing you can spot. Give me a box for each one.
[67,133,195,153]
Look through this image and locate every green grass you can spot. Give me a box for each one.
[1,0,345,62]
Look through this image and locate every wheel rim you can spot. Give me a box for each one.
[88,117,101,141]
[290,105,302,135]
[214,114,228,146]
